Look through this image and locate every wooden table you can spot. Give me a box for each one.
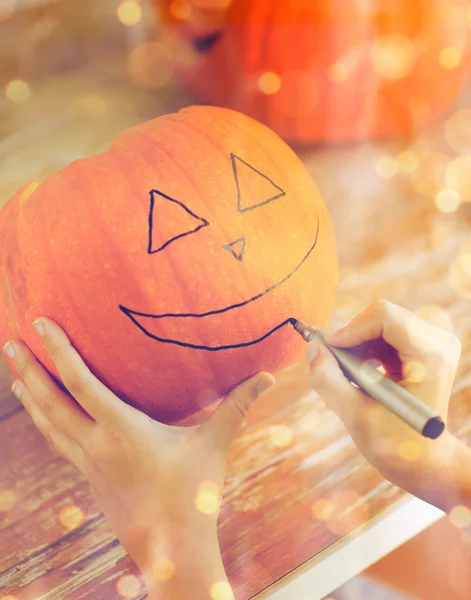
[1,2,471,599]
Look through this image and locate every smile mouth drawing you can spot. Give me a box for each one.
[119,216,320,351]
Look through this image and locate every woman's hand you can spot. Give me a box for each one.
[306,300,467,512]
[3,318,274,599]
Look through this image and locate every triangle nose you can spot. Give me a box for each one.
[223,236,246,262]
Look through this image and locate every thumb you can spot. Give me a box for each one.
[306,341,367,429]
[205,372,275,450]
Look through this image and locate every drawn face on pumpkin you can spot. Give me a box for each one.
[119,154,319,350]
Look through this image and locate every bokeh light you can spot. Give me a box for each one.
[0,0,15,22]
[196,481,220,514]
[398,440,421,462]
[445,109,471,154]
[439,47,462,70]
[370,34,416,80]
[5,79,31,104]
[335,292,363,320]
[449,242,471,299]
[59,505,84,530]
[117,574,142,598]
[162,30,199,71]
[257,72,281,95]
[312,498,334,521]
[411,151,449,198]
[0,596,18,600]
[270,424,293,447]
[435,189,461,213]
[127,43,174,89]
[0,489,16,512]
[403,360,426,384]
[169,0,192,20]
[154,558,176,581]
[210,581,235,600]
[414,305,453,332]
[450,505,471,528]
[430,218,455,248]
[375,155,398,179]
[74,92,108,118]
[327,61,349,84]
[396,150,418,173]
[446,156,471,203]
[117,1,142,26]
[325,490,370,536]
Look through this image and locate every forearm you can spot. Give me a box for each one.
[135,523,230,600]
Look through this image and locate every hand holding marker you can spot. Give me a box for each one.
[290,318,445,440]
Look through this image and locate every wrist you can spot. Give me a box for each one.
[133,520,226,597]
[402,432,470,513]
[440,435,471,512]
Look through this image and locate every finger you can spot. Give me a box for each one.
[32,318,128,424]
[360,340,404,381]
[335,338,404,381]
[205,372,275,450]
[12,380,87,475]
[4,340,94,443]
[306,341,370,430]
[324,300,438,357]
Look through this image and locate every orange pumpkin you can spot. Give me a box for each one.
[0,106,337,423]
[159,0,471,144]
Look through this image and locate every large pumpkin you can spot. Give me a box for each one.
[0,106,337,423]
[159,0,471,144]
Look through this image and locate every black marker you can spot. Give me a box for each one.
[290,319,445,440]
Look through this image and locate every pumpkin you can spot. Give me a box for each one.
[0,106,337,424]
[159,0,471,144]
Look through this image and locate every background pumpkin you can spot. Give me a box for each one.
[158,0,471,145]
[0,106,337,424]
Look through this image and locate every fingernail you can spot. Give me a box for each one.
[306,342,320,366]
[11,382,22,399]
[256,375,275,396]
[33,319,46,336]
[3,341,15,359]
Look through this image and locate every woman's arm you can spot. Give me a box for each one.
[4,318,274,598]
[306,299,468,515]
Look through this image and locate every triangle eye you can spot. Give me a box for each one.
[148,190,210,254]
[231,154,286,213]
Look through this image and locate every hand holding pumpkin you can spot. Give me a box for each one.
[3,318,274,598]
